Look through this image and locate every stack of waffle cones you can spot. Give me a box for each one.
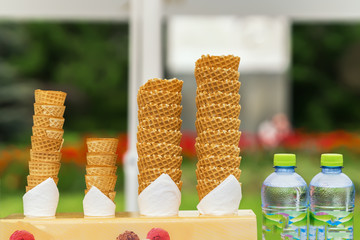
[194,55,242,200]
[137,78,183,194]
[85,138,119,202]
[27,90,67,192]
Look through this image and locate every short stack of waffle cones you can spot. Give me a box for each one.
[85,138,119,202]
[27,90,66,192]
[194,55,242,200]
[137,78,183,194]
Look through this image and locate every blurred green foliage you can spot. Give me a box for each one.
[292,24,360,131]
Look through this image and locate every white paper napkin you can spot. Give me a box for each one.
[138,173,181,217]
[197,175,242,215]
[23,177,59,218]
[83,186,116,217]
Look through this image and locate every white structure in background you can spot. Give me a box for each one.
[1,0,360,211]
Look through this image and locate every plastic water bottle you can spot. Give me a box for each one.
[261,154,308,240]
[309,153,355,240]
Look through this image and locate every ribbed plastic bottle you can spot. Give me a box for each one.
[309,153,355,240]
[261,154,308,240]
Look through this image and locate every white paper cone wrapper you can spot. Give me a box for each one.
[197,175,242,215]
[83,187,116,217]
[23,178,59,218]
[138,174,181,217]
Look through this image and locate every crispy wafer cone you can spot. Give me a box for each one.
[34,104,66,118]
[196,179,223,200]
[195,117,241,133]
[196,166,241,181]
[86,153,117,166]
[195,55,240,70]
[137,127,182,145]
[137,142,182,157]
[138,104,182,121]
[138,180,183,194]
[33,115,65,129]
[35,89,67,106]
[85,175,117,192]
[139,117,182,131]
[197,155,242,169]
[27,175,59,187]
[196,91,240,108]
[86,138,119,153]
[195,66,240,85]
[32,127,64,140]
[138,168,182,184]
[84,190,116,201]
[137,90,182,107]
[31,136,63,152]
[30,150,61,163]
[137,155,183,172]
[196,104,241,119]
[197,130,241,146]
[197,79,241,94]
[195,143,240,159]
[139,78,183,93]
[86,166,117,175]
[28,161,61,176]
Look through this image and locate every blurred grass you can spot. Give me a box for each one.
[1,150,359,239]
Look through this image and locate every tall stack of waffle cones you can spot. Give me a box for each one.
[137,78,183,194]
[85,138,119,202]
[27,90,67,192]
[194,55,242,200]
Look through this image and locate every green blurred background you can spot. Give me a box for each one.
[1,22,360,239]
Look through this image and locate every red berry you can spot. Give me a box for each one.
[10,230,35,240]
[146,228,170,240]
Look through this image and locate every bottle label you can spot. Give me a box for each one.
[309,211,353,240]
[262,209,307,240]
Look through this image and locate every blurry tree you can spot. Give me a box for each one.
[292,24,360,131]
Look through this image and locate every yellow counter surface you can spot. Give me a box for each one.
[0,210,257,240]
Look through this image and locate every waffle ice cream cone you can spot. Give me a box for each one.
[137,142,182,156]
[196,166,241,181]
[196,91,240,108]
[138,103,182,121]
[86,138,119,153]
[139,117,182,131]
[196,104,241,119]
[85,175,117,192]
[195,66,239,85]
[196,179,223,200]
[32,127,64,140]
[33,115,65,129]
[195,55,240,71]
[28,161,61,176]
[31,136,63,152]
[138,180,183,194]
[35,89,67,106]
[30,150,62,163]
[27,175,59,187]
[197,155,242,169]
[34,104,66,118]
[139,78,183,93]
[86,166,117,175]
[195,143,240,159]
[138,168,182,184]
[137,90,182,106]
[197,79,241,94]
[137,127,182,145]
[137,155,183,172]
[86,153,117,166]
[195,117,241,133]
[197,130,241,146]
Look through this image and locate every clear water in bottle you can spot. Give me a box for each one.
[261,154,308,240]
[309,154,355,240]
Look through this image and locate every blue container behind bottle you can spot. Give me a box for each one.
[261,154,308,240]
[309,153,355,240]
